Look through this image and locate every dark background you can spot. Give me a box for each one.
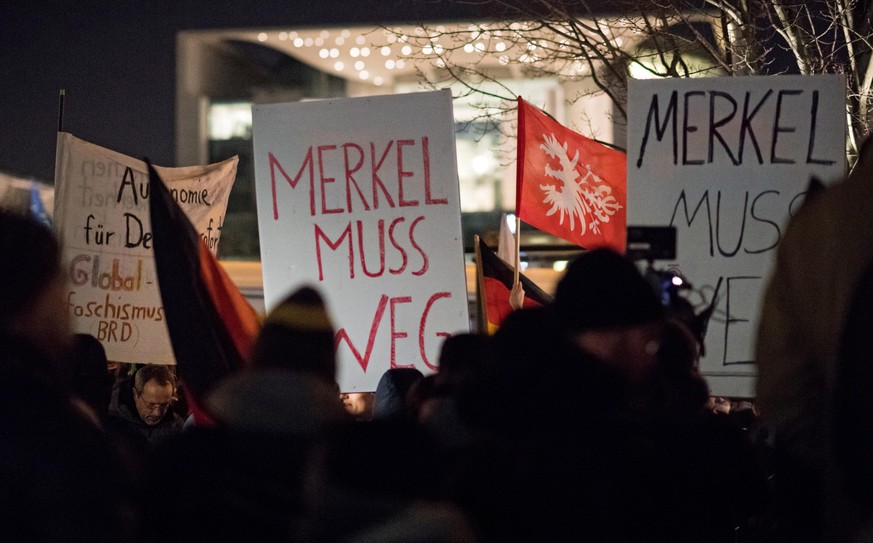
[0,1,505,181]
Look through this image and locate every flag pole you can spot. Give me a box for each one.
[53,89,66,226]
[57,89,65,132]
[513,217,521,285]
[473,235,487,334]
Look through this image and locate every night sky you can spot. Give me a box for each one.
[0,1,501,181]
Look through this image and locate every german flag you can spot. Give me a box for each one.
[475,236,553,334]
[147,162,260,424]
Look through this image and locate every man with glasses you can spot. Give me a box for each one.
[108,364,184,447]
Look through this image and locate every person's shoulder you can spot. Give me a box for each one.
[167,411,186,428]
[104,407,145,443]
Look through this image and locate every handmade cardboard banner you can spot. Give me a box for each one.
[627,75,846,397]
[53,132,238,364]
[252,90,470,392]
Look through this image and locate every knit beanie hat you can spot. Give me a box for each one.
[206,368,345,436]
[553,248,664,331]
[372,367,425,421]
[251,286,337,384]
[0,210,60,327]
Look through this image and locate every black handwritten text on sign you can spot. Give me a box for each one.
[627,76,845,396]
[635,88,835,168]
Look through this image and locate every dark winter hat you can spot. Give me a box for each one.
[0,210,60,326]
[206,368,345,436]
[252,286,337,384]
[372,367,425,421]
[553,248,664,331]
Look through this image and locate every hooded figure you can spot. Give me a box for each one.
[372,367,424,421]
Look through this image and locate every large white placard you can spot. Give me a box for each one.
[627,75,846,397]
[253,90,470,392]
[54,132,238,364]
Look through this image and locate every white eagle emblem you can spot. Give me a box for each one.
[538,133,622,237]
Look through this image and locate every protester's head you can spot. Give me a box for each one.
[554,248,665,381]
[0,210,72,360]
[340,392,375,421]
[253,286,337,385]
[407,373,440,422]
[656,318,702,376]
[372,367,425,421]
[133,364,177,426]
[710,396,732,415]
[434,333,490,392]
[649,318,710,417]
[68,333,113,420]
[666,293,717,357]
[483,306,618,430]
[206,368,345,436]
[728,400,759,432]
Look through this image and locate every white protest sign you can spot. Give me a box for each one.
[253,90,470,392]
[627,75,846,397]
[54,132,238,364]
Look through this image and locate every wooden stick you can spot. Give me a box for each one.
[514,216,521,285]
[57,89,65,132]
[473,235,486,334]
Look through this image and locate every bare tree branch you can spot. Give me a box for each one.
[378,0,872,164]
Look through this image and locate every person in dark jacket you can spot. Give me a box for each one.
[67,333,114,426]
[107,364,185,447]
[550,248,768,542]
[0,210,133,542]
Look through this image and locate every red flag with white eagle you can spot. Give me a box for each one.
[515,97,627,252]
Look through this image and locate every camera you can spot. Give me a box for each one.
[626,226,689,307]
[625,226,676,262]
